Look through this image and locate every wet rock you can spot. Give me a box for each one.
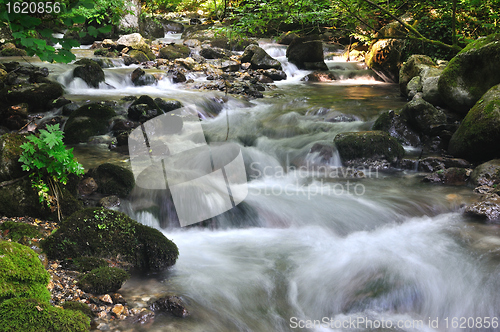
[334,131,405,164]
[286,36,327,70]
[159,44,190,60]
[78,177,98,196]
[73,59,105,88]
[170,70,186,83]
[163,20,184,33]
[262,69,286,81]
[0,103,29,130]
[400,95,446,134]
[438,33,500,115]
[131,68,157,86]
[99,195,120,209]
[470,159,500,187]
[418,157,471,172]
[0,82,63,113]
[183,39,201,48]
[150,296,189,318]
[465,194,500,222]
[0,133,28,182]
[301,71,337,82]
[64,103,116,144]
[241,44,282,70]
[372,110,421,146]
[127,309,155,324]
[87,163,135,197]
[309,143,335,163]
[422,167,470,185]
[215,60,240,72]
[200,46,232,59]
[448,84,500,161]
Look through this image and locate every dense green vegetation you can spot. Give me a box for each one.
[1,0,499,61]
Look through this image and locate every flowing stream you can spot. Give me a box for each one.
[5,41,500,332]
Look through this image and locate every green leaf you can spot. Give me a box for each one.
[98,25,112,33]
[87,26,98,37]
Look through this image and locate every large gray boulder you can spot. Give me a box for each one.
[241,45,281,70]
[286,36,327,70]
[448,84,500,161]
[438,33,500,115]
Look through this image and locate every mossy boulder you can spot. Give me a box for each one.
[78,267,129,294]
[0,241,50,303]
[71,256,109,272]
[0,177,47,218]
[0,298,90,332]
[159,44,190,60]
[127,50,148,63]
[448,84,500,161]
[241,44,282,70]
[0,82,64,113]
[0,221,41,242]
[73,59,105,88]
[438,33,500,115]
[64,103,116,144]
[0,133,27,182]
[87,163,135,197]
[399,55,437,95]
[0,47,27,56]
[41,208,179,271]
[334,131,405,163]
[470,159,500,187]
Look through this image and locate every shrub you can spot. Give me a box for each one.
[18,124,84,220]
[78,267,129,294]
[0,298,90,332]
[0,241,51,303]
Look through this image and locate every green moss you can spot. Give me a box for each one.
[62,301,94,319]
[0,241,50,303]
[128,50,149,63]
[372,111,392,131]
[0,221,41,242]
[41,208,178,271]
[0,133,28,161]
[78,267,129,294]
[158,44,190,60]
[93,48,109,56]
[0,298,90,332]
[72,256,108,272]
[69,103,116,120]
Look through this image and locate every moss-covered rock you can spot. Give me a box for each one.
[64,103,116,144]
[128,50,150,63]
[78,267,129,294]
[87,163,135,197]
[73,59,105,88]
[158,44,190,60]
[0,298,90,332]
[0,177,47,218]
[41,208,178,271]
[0,133,27,182]
[0,82,64,113]
[0,47,27,56]
[71,256,109,272]
[334,131,405,163]
[0,241,50,303]
[62,301,94,319]
[438,33,500,114]
[399,55,436,95]
[0,221,41,242]
[448,84,500,161]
